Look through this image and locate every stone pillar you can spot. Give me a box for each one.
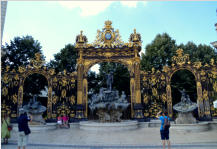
[130,77,135,118]
[75,56,86,121]
[166,84,173,117]
[83,78,88,118]
[197,81,205,118]
[203,89,212,120]
[133,57,144,121]
[47,86,52,119]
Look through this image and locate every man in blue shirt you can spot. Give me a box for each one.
[157,111,171,149]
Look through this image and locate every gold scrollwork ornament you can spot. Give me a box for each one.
[3,75,9,84]
[61,89,67,98]
[2,87,8,96]
[70,95,76,105]
[143,94,148,104]
[213,81,217,92]
[52,95,58,104]
[12,94,18,104]
[203,90,208,101]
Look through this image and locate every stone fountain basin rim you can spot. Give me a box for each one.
[171,122,209,126]
[80,120,138,127]
[170,122,210,132]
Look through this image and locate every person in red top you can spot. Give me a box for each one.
[62,113,69,128]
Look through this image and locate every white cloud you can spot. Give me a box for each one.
[59,1,113,16]
[59,1,147,16]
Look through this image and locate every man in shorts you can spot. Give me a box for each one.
[157,111,171,149]
[17,108,31,149]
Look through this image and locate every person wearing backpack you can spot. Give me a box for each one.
[17,108,32,149]
[157,111,171,149]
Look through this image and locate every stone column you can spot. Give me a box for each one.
[166,84,173,117]
[83,78,88,118]
[130,77,135,118]
[75,54,86,121]
[133,57,144,121]
[197,81,205,118]
[47,85,52,119]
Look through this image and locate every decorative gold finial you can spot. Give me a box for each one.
[176,48,183,56]
[172,48,189,66]
[30,52,45,69]
[75,30,88,45]
[130,28,141,44]
[35,53,41,61]
[105,20,112,26]
[104,20,113,30]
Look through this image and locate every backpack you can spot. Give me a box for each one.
[163,117,170,130]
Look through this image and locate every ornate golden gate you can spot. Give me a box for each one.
[141,49,217,120]
[1,53,77,122]
[2,21,217,122]
[74,21,144,120]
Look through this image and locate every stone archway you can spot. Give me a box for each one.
[74,21,144,121]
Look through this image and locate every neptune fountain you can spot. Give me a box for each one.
[173,89,197,124]
[88,71,129,122]
[23,95,47,124]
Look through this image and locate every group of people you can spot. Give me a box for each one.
[57,114,69,128]
[2,108,32,149]
[2,109,170,149]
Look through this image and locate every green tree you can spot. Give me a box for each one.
[88,70,102,95]
[48,44,77,73]
[1,35,44,69]
[141,33,177,71]
[1,35,47,101]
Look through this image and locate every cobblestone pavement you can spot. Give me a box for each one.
[1,126,217,149]
[2,143,217,149]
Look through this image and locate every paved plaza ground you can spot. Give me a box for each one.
[1,123,217,149]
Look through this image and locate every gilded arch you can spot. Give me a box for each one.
[141,49,217,120]
[74,21,144,120]
[1,53,77,122]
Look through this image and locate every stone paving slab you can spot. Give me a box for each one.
[2,143,217,149]
[2,126,217,149]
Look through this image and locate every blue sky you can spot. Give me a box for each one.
[2,1,217,63]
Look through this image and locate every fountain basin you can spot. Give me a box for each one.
[170,122,209,132]
[79,120,138,131]
[11,123,57,132]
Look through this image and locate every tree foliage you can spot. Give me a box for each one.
[1,35,47,99]
[1,35,44,69]
[23,73,48,105]
[141,33,177,71]
[48,44,77,73]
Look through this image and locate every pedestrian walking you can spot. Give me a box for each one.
[157,111,171,149]
[1,113,11,144]
[17,108,32,149]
